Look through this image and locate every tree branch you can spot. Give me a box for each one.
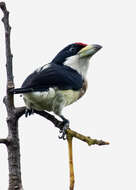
[34,110,62,128]
[67,128,109,146]
[34,110,109,146]
[0,2,14,112]
[12,107,110,146]
[0,2,14,87]
[0,2,23,189]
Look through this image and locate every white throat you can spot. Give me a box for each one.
[64,55,90,78]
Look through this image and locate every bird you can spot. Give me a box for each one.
[11,42,102,139]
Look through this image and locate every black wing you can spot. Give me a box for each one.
[14,63,83,93]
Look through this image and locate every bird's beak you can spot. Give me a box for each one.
[78,44,102,58]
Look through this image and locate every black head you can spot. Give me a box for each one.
[51,42,87,64]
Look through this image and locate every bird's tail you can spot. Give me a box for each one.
[9,88,33,94]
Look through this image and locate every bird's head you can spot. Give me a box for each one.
[52,42,102,78]
[52,42,88,64]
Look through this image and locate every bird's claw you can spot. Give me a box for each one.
[25,108,34,117]
[58,122,69,140]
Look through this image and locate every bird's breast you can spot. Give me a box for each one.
[57,89,80,106]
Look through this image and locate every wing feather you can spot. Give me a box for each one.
[21,63,83,92]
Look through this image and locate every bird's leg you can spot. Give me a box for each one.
[25,108,34,117]
[67,134,75,190]
[52,92,69,139]
[58,115,69,140]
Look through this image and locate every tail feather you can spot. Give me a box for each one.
[9,88,33,94]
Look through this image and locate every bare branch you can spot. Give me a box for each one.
[67,129,109,146]
[34,110,62,128]
[67,135,75,190]
[0,2,14,112]
[0,2,14,87]
[0,2,23,189]
[34,110,109,146]
[13,107,109,146]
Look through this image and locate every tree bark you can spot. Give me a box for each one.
[0,2,23,189]
[6,114,23,190]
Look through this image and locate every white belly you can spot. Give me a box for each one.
[23,88,56,111]
[23,88,80,112]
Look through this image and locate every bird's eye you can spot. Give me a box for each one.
[69,47,75,52]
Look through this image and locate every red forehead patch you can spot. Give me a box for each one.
[75,42,88,47]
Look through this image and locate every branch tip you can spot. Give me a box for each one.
[0,2,6,11]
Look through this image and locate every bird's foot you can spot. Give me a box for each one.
[58,117,69,140]
[25,108,34,117]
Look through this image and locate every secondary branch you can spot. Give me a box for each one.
[34,110,109,146]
